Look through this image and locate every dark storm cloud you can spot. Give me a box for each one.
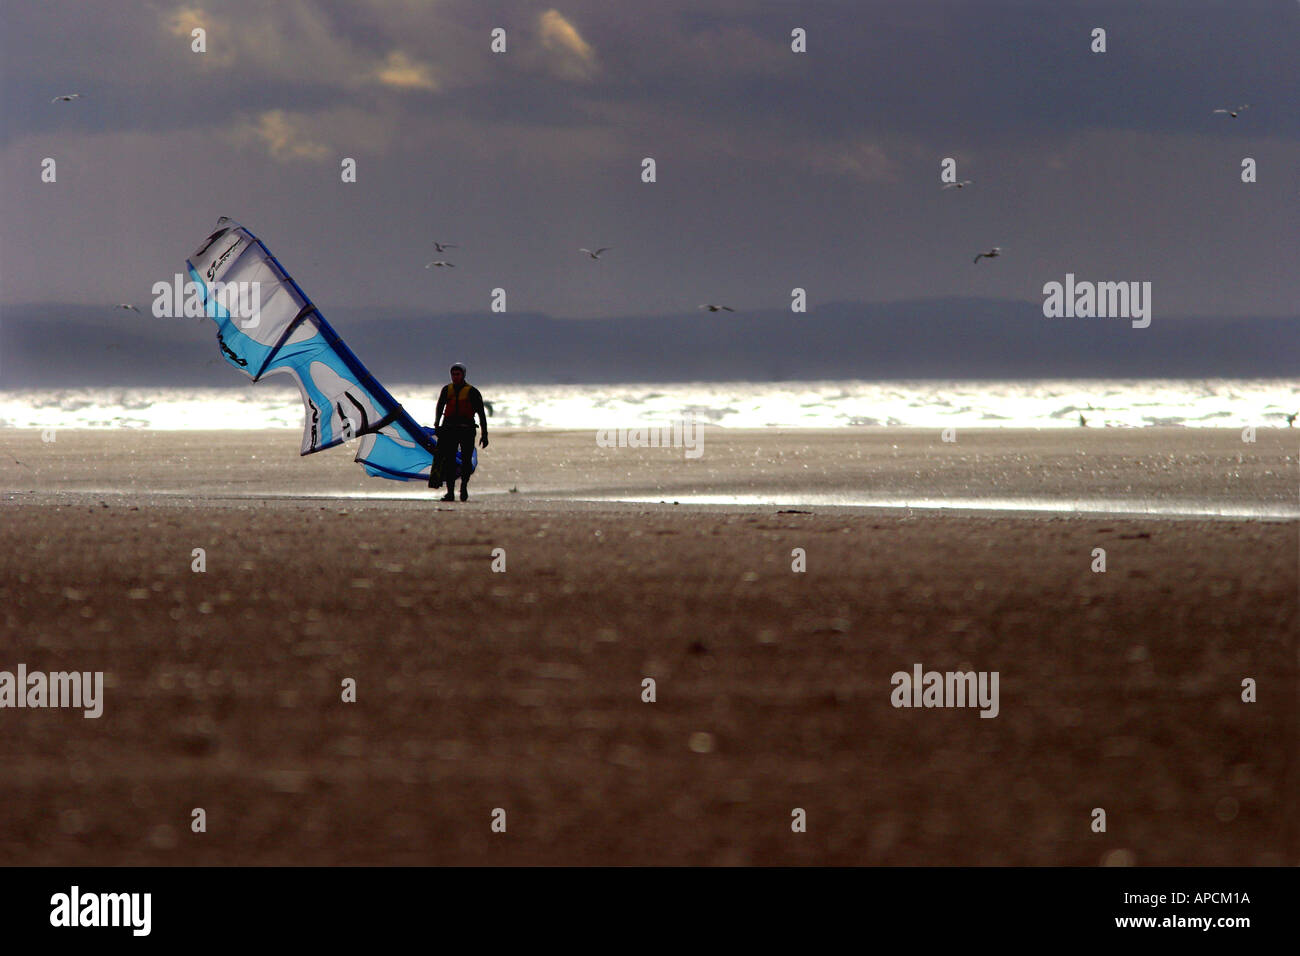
[1,0,1297,358]
[5,1,1296,143]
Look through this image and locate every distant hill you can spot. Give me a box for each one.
[1,299,1295,387]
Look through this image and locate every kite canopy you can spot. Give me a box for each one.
[186,217,472,481]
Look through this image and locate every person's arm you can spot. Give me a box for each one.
[473,388,489,446]
[434,385,446,428]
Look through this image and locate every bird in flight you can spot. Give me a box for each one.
[432,242,458,253]
[579,247,611,260]
[699,304,735,312]
[115,303,141,313]
[424,260,455,269]
[1213,105,1250,118]
[942,180,973,190]
[973,247,1002,264]
[51,93,83,103]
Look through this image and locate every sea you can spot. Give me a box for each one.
[0,379,1296,431]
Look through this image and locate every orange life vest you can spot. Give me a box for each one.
[443,382,475,423]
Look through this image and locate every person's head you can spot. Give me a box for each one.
[450,362,466,384]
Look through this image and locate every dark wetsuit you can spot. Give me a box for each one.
[433,381,487,489]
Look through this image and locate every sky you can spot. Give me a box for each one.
[1,0,1297,351]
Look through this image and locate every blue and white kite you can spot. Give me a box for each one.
[186,217,472,482]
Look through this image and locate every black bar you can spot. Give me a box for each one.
[0,867,1283,943]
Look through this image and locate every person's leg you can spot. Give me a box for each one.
[434,429,456,498]
[426,444,442,489]
[458,429,474,499]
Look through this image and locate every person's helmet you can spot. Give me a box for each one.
[450,362,467,374]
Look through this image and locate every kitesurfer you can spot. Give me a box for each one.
[432,362,488,501]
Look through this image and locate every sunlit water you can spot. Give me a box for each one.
[1,379,1296,430]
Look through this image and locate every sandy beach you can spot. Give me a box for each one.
[0,427,1295,865]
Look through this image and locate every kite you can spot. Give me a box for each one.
[185,217,472,482]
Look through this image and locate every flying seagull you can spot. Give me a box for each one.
[1213,105,1250,118]
[432,242,458,253]
[424,260,455,269]
[115,303,141,313]
[579,247,611,260]
[51,93,83,103]
[699,304,735,312]
[973,246,1002,264]
[942,180,973,190]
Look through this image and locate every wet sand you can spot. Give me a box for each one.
[0,428,1295,864]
